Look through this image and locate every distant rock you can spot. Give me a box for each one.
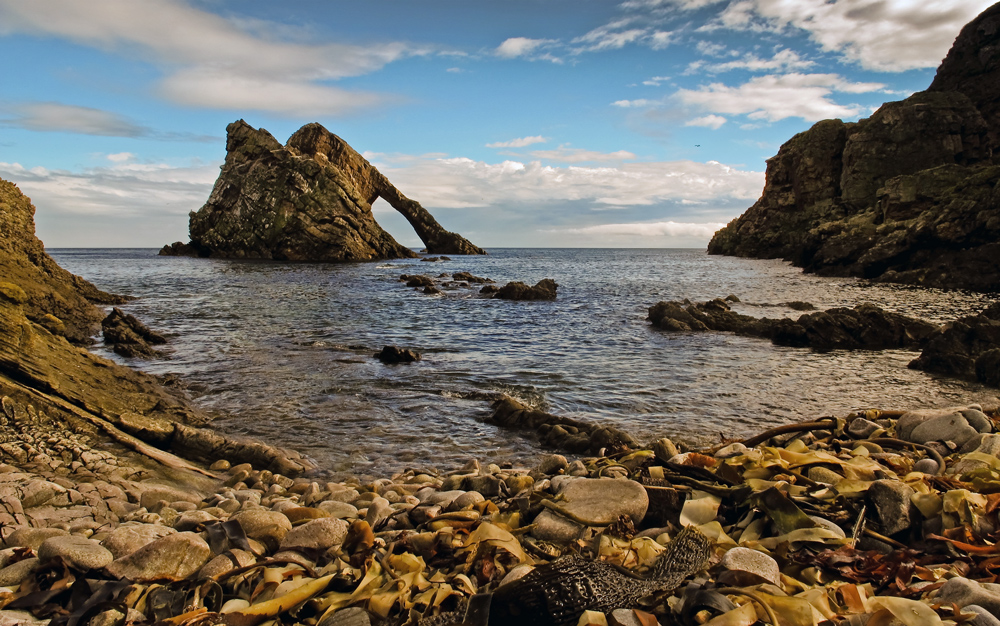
[102,307,167,358]
[493,279,558,301]
[166,121,484,261]
[708,4,1000,292]
[647,297,937,352]
[0,177,126,343]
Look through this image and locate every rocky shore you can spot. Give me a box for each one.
[3,388,1000,626]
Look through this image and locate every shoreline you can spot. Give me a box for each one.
[1,360,999,625]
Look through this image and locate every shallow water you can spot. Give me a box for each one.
[50,248,1000,477]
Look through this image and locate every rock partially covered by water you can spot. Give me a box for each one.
[493,279,558,301]
[0,178,126,344]
[375,346,421,364]
[708,3,1000,292]
[172,121,484,261]
[647,297,937,352]
[102,307,167,358]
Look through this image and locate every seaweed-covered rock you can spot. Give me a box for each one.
[174,121,484,261]
[910,303,1000,386]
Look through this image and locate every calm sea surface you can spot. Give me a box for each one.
[49,248,1000,477]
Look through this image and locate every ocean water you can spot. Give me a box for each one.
[50,248,1000,477]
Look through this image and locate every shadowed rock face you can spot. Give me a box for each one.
[173,121,484,261]
[0,178,126,344]
[708,3,1000,292]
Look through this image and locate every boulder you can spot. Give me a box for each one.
[231,510,292,552]
[375,346,421,364]
[718,546,781,586]
[101,523,177,559]
[866,480,919,536]
[707,3,1000,293]
[939,577,1000,615]
[106,532,211,581]
[909,303,1000,387]
[37,535,113,571]
[101,307,166,358]
[171,121,483,261]
[493,279,558,301]
[278,517,350,551]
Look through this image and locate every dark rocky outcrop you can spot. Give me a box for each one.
[0,178,127,344]
[493,279,558,301]
[102,307,167,358]
[165,121,484,261]
[374,346,421,364]
[648,297,938,352]
[708,3,1000,292]
[909,302,1000,386]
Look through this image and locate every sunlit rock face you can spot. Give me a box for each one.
[170,120,484,262]
[709,3,1000,293]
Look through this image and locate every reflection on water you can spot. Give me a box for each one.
[50,248,1000,477]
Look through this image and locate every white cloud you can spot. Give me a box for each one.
[485,136,548,148]
[530,147,637,163]
[685,114,727,129]
[642,76,671,86]
[696,41,730,57]
[446,67,463,73]
[1,103,149,137]
[495,37,560,61]
[693,48,815,74]
[620,0,728,9]
[0,0,416,116]
[566,220,726,239]
[676,73,886,122]
[612,98,656,108]
[367,153,763,210]
[705,0,996,72]
[106,152,134,162]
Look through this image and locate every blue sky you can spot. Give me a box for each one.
[0,0,992,248]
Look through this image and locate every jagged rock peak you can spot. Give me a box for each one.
[165,120,484,262]
[708,2,1000,292]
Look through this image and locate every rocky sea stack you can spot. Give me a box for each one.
[708,3,1000,292]
[162,121,485,261]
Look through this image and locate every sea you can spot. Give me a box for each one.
[49,248,1000,478]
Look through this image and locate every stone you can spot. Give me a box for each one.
[316,501,359,519]
[807,467,844,485]
[174,510,218,532]
[493,279,558,301]
[171,120,484,261]
[718,546,781,586]
[231,510,292,551]
[106,532,211,582]
[0,557,38,586]
[318,606,372,626]
[912,458,941,474]
[536,454,569,475]
[451,491,485,510]
[279,517,350,552]
[139,485,203,512]
[939,577,1000,615]
[5,527,68,550]
[848,418,881,439]
[101,307,166,358]
[530,510,587,543]
[0,611,48,626]
[199,549,256,579]
[37,535,113,571]
[374,346,420,364]
[867,480,918,536]
[961,605,1000,626]
[554,478,648,526]
[907,411,980,446]
[365,497,395,527]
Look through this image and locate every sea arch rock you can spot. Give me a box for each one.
[171,121,484,261]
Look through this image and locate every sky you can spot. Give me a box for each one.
[0,0,993,249]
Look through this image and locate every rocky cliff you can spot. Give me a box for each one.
[166,121,484,261]
[0,178,126,344]
[708,3,1000,292]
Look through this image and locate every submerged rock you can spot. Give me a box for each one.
[170,121,484,261]
[375,346,421,364]
[102,307,167,357]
